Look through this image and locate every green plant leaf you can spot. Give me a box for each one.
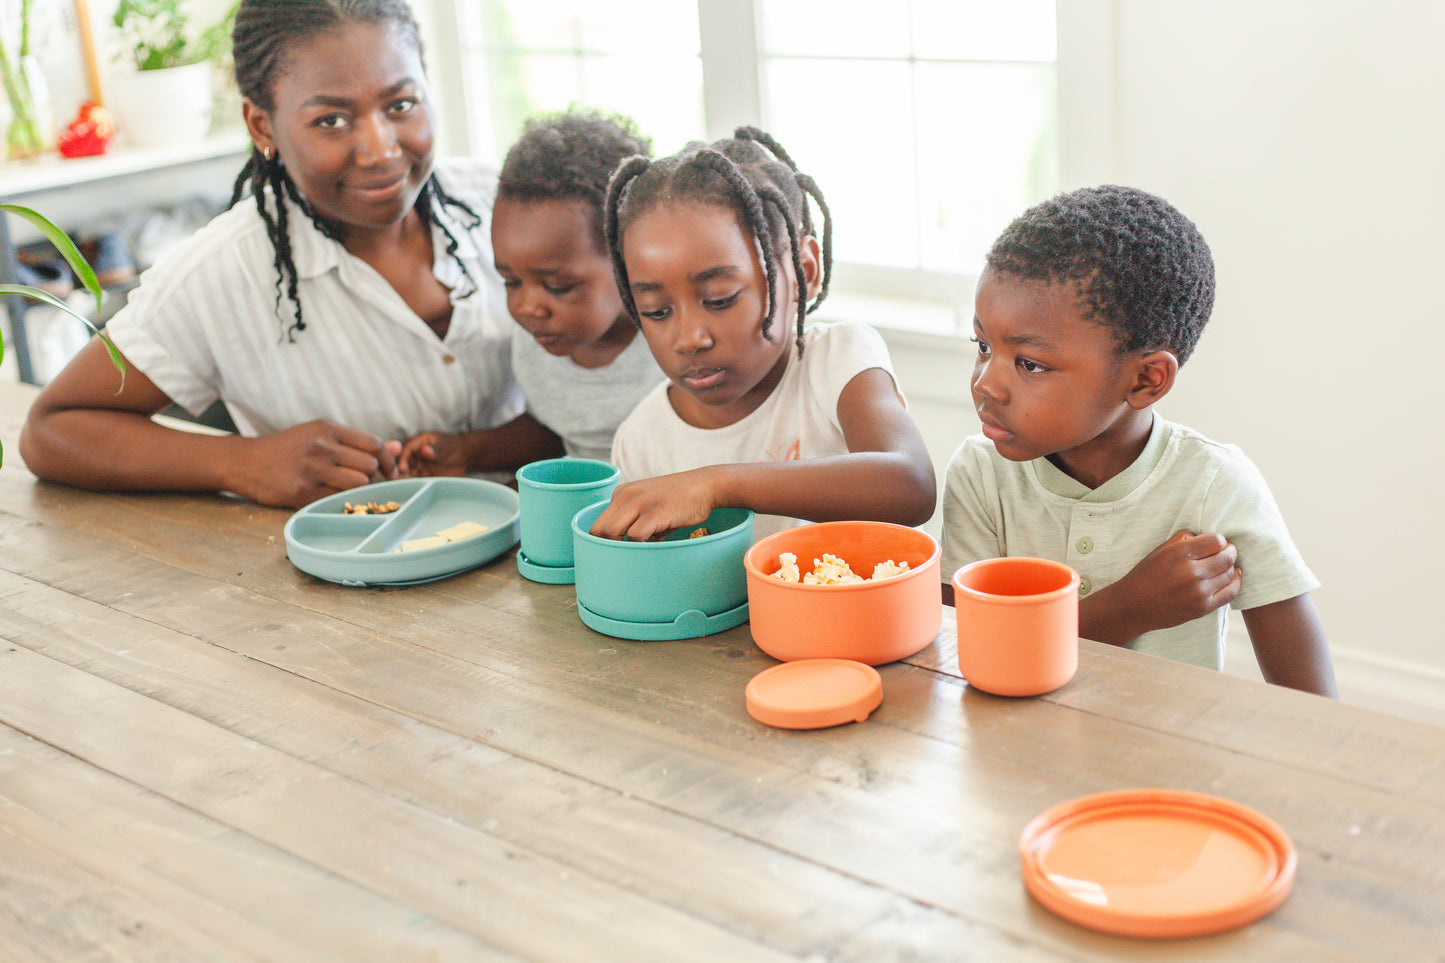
[2,204,103,316]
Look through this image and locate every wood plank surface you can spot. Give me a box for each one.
[1,379,1443,961]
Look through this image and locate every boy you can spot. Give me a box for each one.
[939,185,1337,697]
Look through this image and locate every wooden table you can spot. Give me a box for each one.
[1,380,1442,961]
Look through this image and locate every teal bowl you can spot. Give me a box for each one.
[570,502,754,639]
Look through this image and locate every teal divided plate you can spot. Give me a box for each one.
[284,477,519,587]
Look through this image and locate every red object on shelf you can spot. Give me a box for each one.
[56,101,116,158]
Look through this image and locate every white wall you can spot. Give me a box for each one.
[1043,0,1445,722]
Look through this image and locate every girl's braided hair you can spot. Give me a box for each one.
[228,0,482,341]
[603,126,833,356]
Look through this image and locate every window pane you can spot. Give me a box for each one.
[914,61,1057,272]
[468,0,699,55]
[763,60,919,269]
[759,0,911,58]
[911,0,1056,61]
[460,1,703,158]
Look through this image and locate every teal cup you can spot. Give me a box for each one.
[516,458,620,571]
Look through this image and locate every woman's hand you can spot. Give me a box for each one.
[588,467,723,541]
[234,420,398,509]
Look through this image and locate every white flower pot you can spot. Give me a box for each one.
[109,61,215,149]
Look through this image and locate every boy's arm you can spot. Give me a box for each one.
[1078,530,1241,644]
[1242,593,1338,697]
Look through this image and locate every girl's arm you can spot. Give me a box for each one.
[397,414,564,476]
[1242,593,1338,697]
[591,368,936,540]
[19,337,398,509]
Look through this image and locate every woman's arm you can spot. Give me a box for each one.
[591,368,936,540]
[20,338,398,509]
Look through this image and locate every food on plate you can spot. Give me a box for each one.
[771,552,911,585]
[688,527,710,539]
[399,535,448,552]
[435,521,491,541]
[344,500,402,515]
[395,520,492,552]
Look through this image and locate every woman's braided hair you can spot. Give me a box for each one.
[228,0,482,341]
[604,126,832,356]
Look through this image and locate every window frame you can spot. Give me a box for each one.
[415,0,1108,340]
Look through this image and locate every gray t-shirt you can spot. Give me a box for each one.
[511,324,664,462]
[940,415,1319,669]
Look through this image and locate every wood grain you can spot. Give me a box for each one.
[1,380,1442,961]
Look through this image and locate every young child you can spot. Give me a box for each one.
[589,127,936,542]
[398,109,663,472]
[939,185,1337,697]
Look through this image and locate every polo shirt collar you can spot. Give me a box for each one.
[1032,414,1171,502]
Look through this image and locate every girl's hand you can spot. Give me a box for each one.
[397,431,474,477]
[237,420,398,509]
[588,468,723,541]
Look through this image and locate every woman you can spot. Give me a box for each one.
[19,0,560,509]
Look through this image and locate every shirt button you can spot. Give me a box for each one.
[442,354,457,365]
[1079,577,1092,594]
[1077,536,1093,554]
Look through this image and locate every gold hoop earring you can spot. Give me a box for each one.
[261,145,275,161]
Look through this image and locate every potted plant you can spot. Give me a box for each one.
[0,204,124,467]
[0,0,49,158]
[106,0,237,148]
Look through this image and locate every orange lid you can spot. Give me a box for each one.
[745,659,883,730]
[1019,788,1296,939]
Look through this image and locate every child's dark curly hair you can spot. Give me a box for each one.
[498,109,652,252]
[604,126,833,357]
[986,185,1215,365]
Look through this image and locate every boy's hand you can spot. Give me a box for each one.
[1082,530,1241,644]
[397,431,473,477]
[588,469,721,541]
[236,419,398,509]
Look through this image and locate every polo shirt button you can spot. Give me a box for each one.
[442,354,457,365]
[1077,536,1093,554]
[1079,577,1092,594]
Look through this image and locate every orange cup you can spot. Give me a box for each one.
[952,557,1080,696]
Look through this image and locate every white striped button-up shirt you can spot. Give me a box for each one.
[105,158,522,442]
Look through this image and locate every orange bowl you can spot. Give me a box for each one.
[744,521,942,665]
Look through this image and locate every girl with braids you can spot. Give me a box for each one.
[589,127,935,543]
[21,0,555,509]
[397,108,664,470]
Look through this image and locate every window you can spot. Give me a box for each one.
[441,0,1057,336]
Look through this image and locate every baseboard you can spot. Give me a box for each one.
[1224,624,1445,728]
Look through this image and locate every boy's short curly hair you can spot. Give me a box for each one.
[497,109,652,251]
[985,185,1215,365]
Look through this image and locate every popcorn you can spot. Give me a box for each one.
[770,552,911,584]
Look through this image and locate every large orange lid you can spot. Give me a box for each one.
[745,659,883,730]
[1019,788,1296,939]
